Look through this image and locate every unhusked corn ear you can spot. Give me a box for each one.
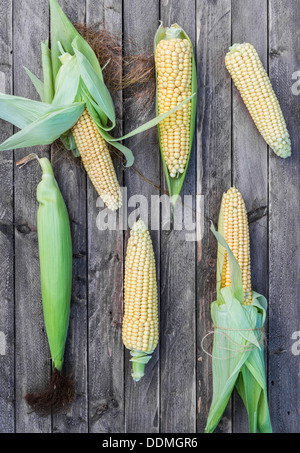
[155,33,192,177]
[72,108,122,210]
[221,187,252,305]
[18,154,75,415]
[122,219,158,381]
[225,43,291,158]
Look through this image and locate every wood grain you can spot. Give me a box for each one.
[160,0,197,434]
[231,0,268,433]
[196,0,232,433]
[13,0,51,433]
[268,0,300,433]
[0,0,14,434]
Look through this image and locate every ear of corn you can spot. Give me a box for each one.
[122,220,159,382]
[155,30,192,177]
[72,108,122,211]
[36,157,73,373]
[225,42,291,158]
[218,187,252,305]
[205,188,272,434]
[154,23,197,207]
[17,154,74,415]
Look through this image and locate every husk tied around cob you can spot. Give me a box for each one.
[17,154,74,415]
[205,188,272,434]
[0,0,194,211]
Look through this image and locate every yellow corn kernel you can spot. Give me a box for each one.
[225,43,291,158]
[221,187,252,305]
[122,219,158,381]
[155,37,192,177]
[72,108,122,210]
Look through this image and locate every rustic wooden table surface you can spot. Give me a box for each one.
[0,0,299,434]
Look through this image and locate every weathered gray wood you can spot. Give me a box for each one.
[195,0,232,434]
[160,0,196,434]
[0,0,14,434]
[13,0,51,433]
[86,0,125,433]
[0,0,300,434]
[268,0,300,433]
[51,0,88,434]
[123,0,160,433]
[231,0,268,433]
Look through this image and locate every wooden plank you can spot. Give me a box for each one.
[13,0,51,433]
[51,0,88,434]
[123,0,160,433]
[231,0,268,433]
[160,0,196,433]
[86,0,125,433]
[195,0,232,433]
[268,0,300,433]
[0,0,14,434]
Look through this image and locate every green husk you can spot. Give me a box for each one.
[36,157,72,372]
[24,67,46,103]
[49,0,102,80]
[130,350,153,382]
[41,39,55,103]
[0,93,61,128]
[0,102,85,151]
[18,154,74,415]
[204,222,272,433]
[154,23,197,208]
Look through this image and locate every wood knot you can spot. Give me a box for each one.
[96,404,108,417]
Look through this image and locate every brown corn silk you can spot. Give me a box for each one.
[25,369,75,416]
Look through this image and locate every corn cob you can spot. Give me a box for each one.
[220,187,252,305]
[122,219,159,381]
[71,108,122,211]
[225,43,291,158]
[155,29,193,177]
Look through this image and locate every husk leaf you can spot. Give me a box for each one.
[52,53,80,106]
[0,103,84,151]
[24,67,45,102]
[41,39,55,103]
[49,0,102,79]
[0,93,60,129]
